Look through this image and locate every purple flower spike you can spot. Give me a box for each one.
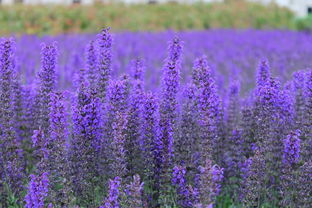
[303,70,312,159]
[85,40,98,89]
[69,84,100,205]
[25,172,49,208]
[256,58,270,89]
[97,27,112,101]
[36,42,58,133]
[100,176,121,208]
[283,130,301,166]
[125,174,144,208]
[196,159,224,208]
[48,92,70,204]
[159,37,182,185]
[194,55,221,163]
[172,165,196,208]
[0,38,25,197]
[131,58,145,81]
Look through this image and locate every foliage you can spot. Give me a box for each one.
[0,1,297,35]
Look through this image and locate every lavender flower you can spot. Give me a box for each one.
[131,58,145,81]
[159,37,182,201]
[103,79,129,178]
[256,58,270,90]
[172,165,195,208]
[100,177,121,208]
[240,106,256,158]
[226,80,240,134]
[241,151,266,208]
[125,79,144,176]
[296,160,312,207]
[69,81,100,205]
[48,92,71,205]
[25,172,49,208]
[192,55,209,88]
[303,70,312,160]
[196,159,223,208]
[12,72,24,142]
[1,29,312,207]
[223,130,245,198]
[141,92,162,207]
[293,71,305,128]
[0,38,17,151]
[194,56,221,164]
[0,38,24,197]
[283,130,301,166]
[32,129,48,173]
[20,86,36,141]
[85,40,98,89]
[125,174,144,208]
[36,43,58,134]
[106,79,130,117]
[175,84,199,175]
[109,112,128,178]
[97,27,112,102]
[254,77,286,192]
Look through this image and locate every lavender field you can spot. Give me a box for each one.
[0,28,311,208]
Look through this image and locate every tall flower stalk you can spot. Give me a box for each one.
[36,43,58,134]
[0,38,24,199]
[159,37,182,202]
[25,172,49,208]
[69,73,100,206]
[48,92,71,205]
[97,27,112,102]
[196,159,224,208]
[100,177,121,208]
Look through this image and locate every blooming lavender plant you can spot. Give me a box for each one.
[48,92,71,205]
[125,174,144,208]
[35,43,58,134]
[159,37,182,168]
[131,58,145,82]
[175,84,199,176]
[172,164,196,208]
[125,79,144,176]
[283,130,301,167]
[97,27,112,102]
[254,76,290,204]
[293,71,306,129]
[85,40,98,89]
[303,70,312,160]
[241,151,266,208]
[280,130,301,207]
[141,92,163,207]
[226,80,240,134]
[109,112,128,178]
[159,37,182,202]
[194,56,221,164]
[69,75,100,205]
[0,38,24,198]
[256,58,270,90]
[103,79,130,178]
[296,160,312,207]
[196,159,224,208]
[100,176,121,208]
[25,172,49,208]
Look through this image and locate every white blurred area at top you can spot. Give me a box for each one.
[1,0,311,17]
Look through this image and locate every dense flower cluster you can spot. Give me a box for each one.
[0,29,311,207]
[25,172,49,208]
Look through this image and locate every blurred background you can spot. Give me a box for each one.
[0,0,312,35]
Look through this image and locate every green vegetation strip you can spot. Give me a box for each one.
[0,0,308,35]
